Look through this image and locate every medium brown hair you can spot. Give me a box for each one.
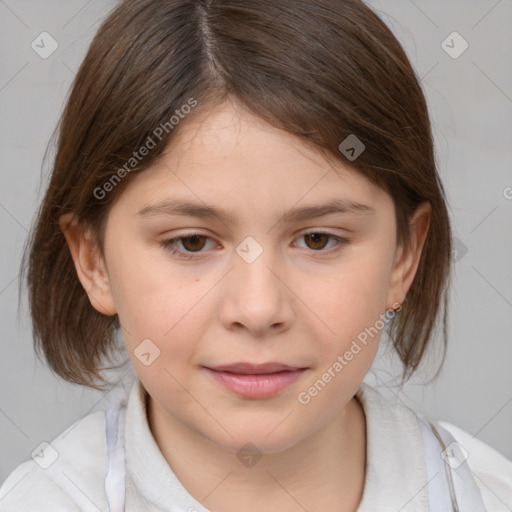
[20,0,452,391]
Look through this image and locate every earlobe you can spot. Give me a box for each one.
[386,202,432,309]
[59,213,117,316]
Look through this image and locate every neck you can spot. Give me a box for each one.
[146,392,367,512]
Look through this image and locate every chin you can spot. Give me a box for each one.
[205,423,308,457]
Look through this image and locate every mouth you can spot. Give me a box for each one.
[203,362,308,398]
[207,362,304,374]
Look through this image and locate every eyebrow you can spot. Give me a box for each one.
[137,198,376,224]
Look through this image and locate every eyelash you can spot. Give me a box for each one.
[159,231,349,260]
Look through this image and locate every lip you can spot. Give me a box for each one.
[208,362,302,374]
[204,362,307,399]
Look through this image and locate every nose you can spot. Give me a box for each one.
[219,243,294,337]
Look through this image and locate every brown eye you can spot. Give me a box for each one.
[295,231,349,255]
[160,233,214,260]
[180,235,208,252]
[303,233,331,250]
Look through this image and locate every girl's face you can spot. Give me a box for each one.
[81,100,428,454]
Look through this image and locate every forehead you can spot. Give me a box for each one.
[114,100,393,220]
[164,100,328,168]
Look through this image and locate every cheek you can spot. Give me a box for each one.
[307,252,392,374]
[297,269,387,414]
[318,256,391,331]
[120,286,207,401]
[106,246,210,361]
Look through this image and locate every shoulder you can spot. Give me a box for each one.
[357,382,512,509]
[0,410,109,512]
[440,420,512,511]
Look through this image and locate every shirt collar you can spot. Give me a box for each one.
[355,381,429,511]
[125,378,210,511]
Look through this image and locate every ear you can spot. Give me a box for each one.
[386,201,432,310]
[59,213,117,316]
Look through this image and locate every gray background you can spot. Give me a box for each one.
[1,0,511,484]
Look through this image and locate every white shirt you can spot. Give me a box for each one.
[1,378,511,511]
